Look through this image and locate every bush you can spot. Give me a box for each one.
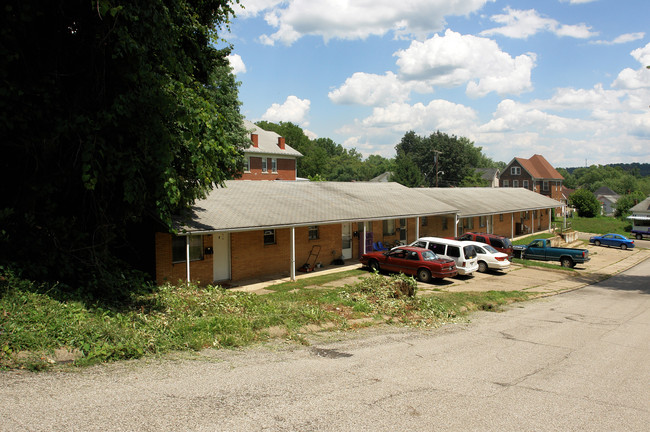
[570,188,600,217]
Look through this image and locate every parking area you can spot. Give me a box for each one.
[232,238,650,297]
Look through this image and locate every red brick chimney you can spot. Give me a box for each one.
[278,137,285,150]
[251,134,258,147]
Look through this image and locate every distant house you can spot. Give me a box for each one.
[500,155,564,217]
[475,168,500,187]
[501,154,564,199]
[240,120,302,181]
[594,186,620,216]
[369,172,393,182]
[561,186,576,216]
[627,196,650,236]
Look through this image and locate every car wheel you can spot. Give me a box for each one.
[594,240,601,246]
[369,259,380,273]
[621,244,627,250]
[417,268,432,283]
[560,257,573,268]
[478,261,488,273]
[636,234,643,240]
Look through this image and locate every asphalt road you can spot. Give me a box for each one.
[2,259,649,431]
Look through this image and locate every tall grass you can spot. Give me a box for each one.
[1,268,532,371]
[568,215,632,236]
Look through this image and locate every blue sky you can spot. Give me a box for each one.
[224,0,650,168]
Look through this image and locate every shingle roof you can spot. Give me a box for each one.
[175,182,564,233]
[243,120,303,157]
[176,181,459,233]
[475,168,500,181]
[630,196,650,213]
[515,154,563,180]
[416,187,563,217]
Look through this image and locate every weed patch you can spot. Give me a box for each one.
[1,268,533,371]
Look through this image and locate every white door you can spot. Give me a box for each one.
[212,232,231,282]
[341,224,352,260]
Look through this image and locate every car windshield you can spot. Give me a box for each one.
[503,238,512,248]
[421,250,439,261]
[482,244,498,254]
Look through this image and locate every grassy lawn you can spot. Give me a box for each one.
[1,269,533,371]
[564,215,632,236]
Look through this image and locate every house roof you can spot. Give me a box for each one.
[630,196,650,213]
[243,120,303,157]
[475,168,500,181]
[369,172,393,182]
[175,182,563,233]
[513,154,564,180]
[416,187,563,217]
[175,181,459,233]
[594,186,619,197]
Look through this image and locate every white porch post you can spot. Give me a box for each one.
[416,217,420,239]
[185,235,191,285]
[532,211,535,234]
[363,222,367,254]
[454,214,458,237]
[548,209,552,232]
[290,227,296,281]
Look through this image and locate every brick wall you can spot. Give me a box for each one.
[155,233,213,285]
[230,225,341,281]
[154,211,556,285]
[239,156,296,181]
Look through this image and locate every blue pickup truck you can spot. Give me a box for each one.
[514,238,590,268]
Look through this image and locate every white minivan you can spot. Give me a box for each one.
[409,237,479,276]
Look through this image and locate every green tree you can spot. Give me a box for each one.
[392,151,424,187]
[569,189,601,217]
[0,0,247,294]
[395,131,497,187]
[614,191,647,218]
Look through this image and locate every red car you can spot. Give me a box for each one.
[360,246,457,283]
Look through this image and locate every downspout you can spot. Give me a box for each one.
[185,235,191,286]
[454,213,459,237]
[416,217,420,239]
[511,213,514,239]
[290,227,296,281]
[363,223,367,254]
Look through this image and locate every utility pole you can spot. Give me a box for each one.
[433,150,442,187]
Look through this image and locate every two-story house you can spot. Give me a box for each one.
[500,154,564,222]
[500,155,564,200]
[239,120,302,181]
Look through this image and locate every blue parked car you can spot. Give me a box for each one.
[589,233,635,250]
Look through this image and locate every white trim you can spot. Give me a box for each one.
[627,215,650,220]
[290,227,296,281]
[185,235,190,285]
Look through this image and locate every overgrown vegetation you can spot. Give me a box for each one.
[568,215,632,236]
[0,269,532,371]
[1,1,248,298]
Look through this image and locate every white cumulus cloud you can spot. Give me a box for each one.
[612,43,650,91]
[591,32,645,46]
[227,54,247,75]
[328,72,419,106]
[261,95,311,126]
[250,0,491,46]
[480,7,597,39]
[395,30,536,97]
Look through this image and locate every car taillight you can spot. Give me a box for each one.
[495,256,506,261]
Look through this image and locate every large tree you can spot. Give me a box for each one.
[394,130,497,187]
[0,0,248,293]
